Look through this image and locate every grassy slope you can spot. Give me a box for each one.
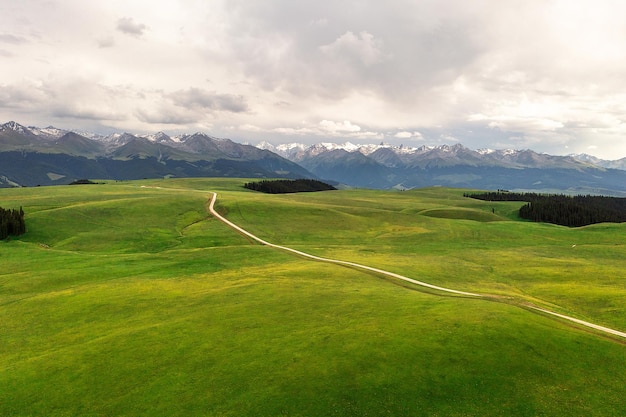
[1,178,625,416]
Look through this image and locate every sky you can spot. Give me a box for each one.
[1,0,626,159]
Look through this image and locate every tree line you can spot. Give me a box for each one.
[0,206,26,240]
[465,191,626,227]
[244,179,337,194]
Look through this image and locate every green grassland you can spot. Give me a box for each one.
[1,178,625,416]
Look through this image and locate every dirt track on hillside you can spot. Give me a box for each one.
[207,192,626,342]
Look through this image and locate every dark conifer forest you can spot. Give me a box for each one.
[466,191,626,227]
[244,179,337,194]
[0,206,26,239]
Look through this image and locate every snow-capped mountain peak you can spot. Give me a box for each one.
[255,140,615,172]
[571,153,626,170]
[175,132,221,142]
[570,153,600,163]
[30,126,67,139]
[142,131,178,143]
[1,121,30,134]
[276,142,306,152]
[257,141,276,151]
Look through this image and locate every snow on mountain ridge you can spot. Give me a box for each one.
[257,141,276,151]
[30,126,67,139]
[174,132,221,142]
[259,141,460,159]
[141,131,181,143]
[3,121,624,167]
[571,153,626,170]
[263,141,423,158]
[313,142,359,152]
[256,140,615,171]
[276,143,305,151]
[1,121,30,134]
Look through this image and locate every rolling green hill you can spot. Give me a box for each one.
[1,179,625,416]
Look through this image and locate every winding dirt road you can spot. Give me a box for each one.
[208,192,626,341]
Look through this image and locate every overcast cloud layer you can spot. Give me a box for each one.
[1,0,626,159]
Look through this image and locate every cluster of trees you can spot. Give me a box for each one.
[0,206,26,240]
[244,179,337,194]
[464,191,536,201]
[69,179,98,185]
[466,191,626,227]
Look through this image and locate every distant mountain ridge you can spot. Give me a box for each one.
[258,141,626,195]
[569,152,626,170]
[259,140,626,170]
[0,121,313,187]
[4,121,626,195]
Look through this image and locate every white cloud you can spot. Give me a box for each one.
[238,124,263,132]
[135,106,198,125]
[319,120,361,133]
[394,131,423,140]
[116,17,147,37]
[440,134,461,144]
[241,119,383,142]
[394,132,412,139]
[320,31,385,66]
[0,81,47,108]
[272,126,315,136]
[168,88,249,113]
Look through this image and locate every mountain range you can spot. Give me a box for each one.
[257,141,626,195]
[259,140,626,170]
[0,121,312,187]
[3,121,626,195]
